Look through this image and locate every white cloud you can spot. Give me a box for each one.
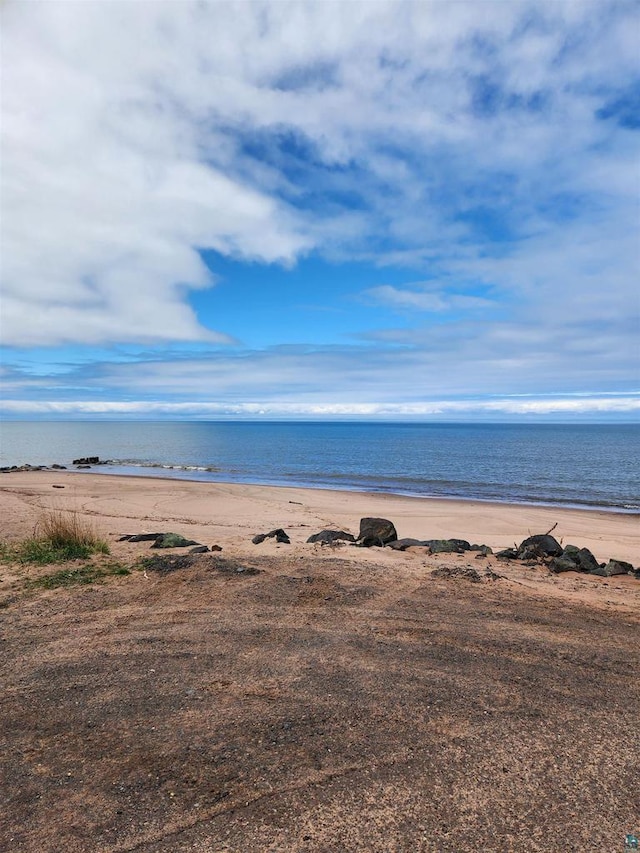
[1,1,311,346]
[1,0,637,412]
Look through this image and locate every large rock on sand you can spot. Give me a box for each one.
[307,530,356,545]
[357,518,398,547]
[425,538,472,554]
[150,533,201,549]
[517,534,563,559]
[590,559,634,577]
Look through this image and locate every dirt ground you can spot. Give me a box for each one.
[1,539,639,853]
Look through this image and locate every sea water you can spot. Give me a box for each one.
[1,421,638,512]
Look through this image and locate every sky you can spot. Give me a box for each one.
[1,0,639,421]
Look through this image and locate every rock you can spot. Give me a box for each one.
[72,456,101,465]
[307,530,356,545]
[76,464,92,469]
[470,544,493,554]
[150,533,200,549]
[252,529,290,545]
[590,559,634,577]
[0,463,46,473]
[517,534,563,558]
[51,464,67,470]
[387,538,427,551]
[559,545,600,573]
[550,556,580,574]
[120,533,165,542]
[189,545,209,554]
[52,485,65,489]
[356,517,398,547]
[496,548,519,560]
[425,538,471,554]
[210,544,223,552]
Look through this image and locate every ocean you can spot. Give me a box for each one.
[1,421,638,513]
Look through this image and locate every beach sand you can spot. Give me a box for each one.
[0,471,638,852]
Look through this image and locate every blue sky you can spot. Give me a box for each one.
[1,0,639,420]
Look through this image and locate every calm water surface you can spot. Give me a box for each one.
[1,421,638,512]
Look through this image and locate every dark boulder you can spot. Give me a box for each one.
[51,464,67,470]
[307,530,356,545]
[576,548,600,572]
[590,559,634,577]
[550,556,580,574]
[425,538,471,554]
[471,545,493,557]
[73,456,101,465]
[356,517,398,547]
[189,545,209,554]
[517,534,563,558]
[252,528,290,545]
[559,545,600,573]
[119,533,165,542]
[470,544,493,554]
[496,548,519,560]
[150,533,200,549]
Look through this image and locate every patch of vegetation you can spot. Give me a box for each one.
[25,562,131,591]
[1,510,110,565]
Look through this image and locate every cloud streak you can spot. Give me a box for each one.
[2,396,638,418]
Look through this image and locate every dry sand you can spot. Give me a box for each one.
[0,471,639,852]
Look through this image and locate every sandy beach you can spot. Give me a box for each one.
[1,469,639,563]
[1,470,638,852]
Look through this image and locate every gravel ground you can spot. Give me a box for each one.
[1,551,638,852]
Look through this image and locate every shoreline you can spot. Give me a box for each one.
[1,469,638,566]
[5,462,640,516]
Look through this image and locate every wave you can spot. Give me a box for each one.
[105,459,220,473]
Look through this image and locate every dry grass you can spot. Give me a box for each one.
[35,509,106,550]
[1,510,109,564]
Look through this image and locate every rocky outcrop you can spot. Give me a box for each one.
[307,530,356,545]
[493,532,638,579]
[550,545,600,574]
[72,457,102,465]
[0,464,47,473]
[356,518,398,547]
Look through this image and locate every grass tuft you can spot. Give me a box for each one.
[1,510,110,564]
